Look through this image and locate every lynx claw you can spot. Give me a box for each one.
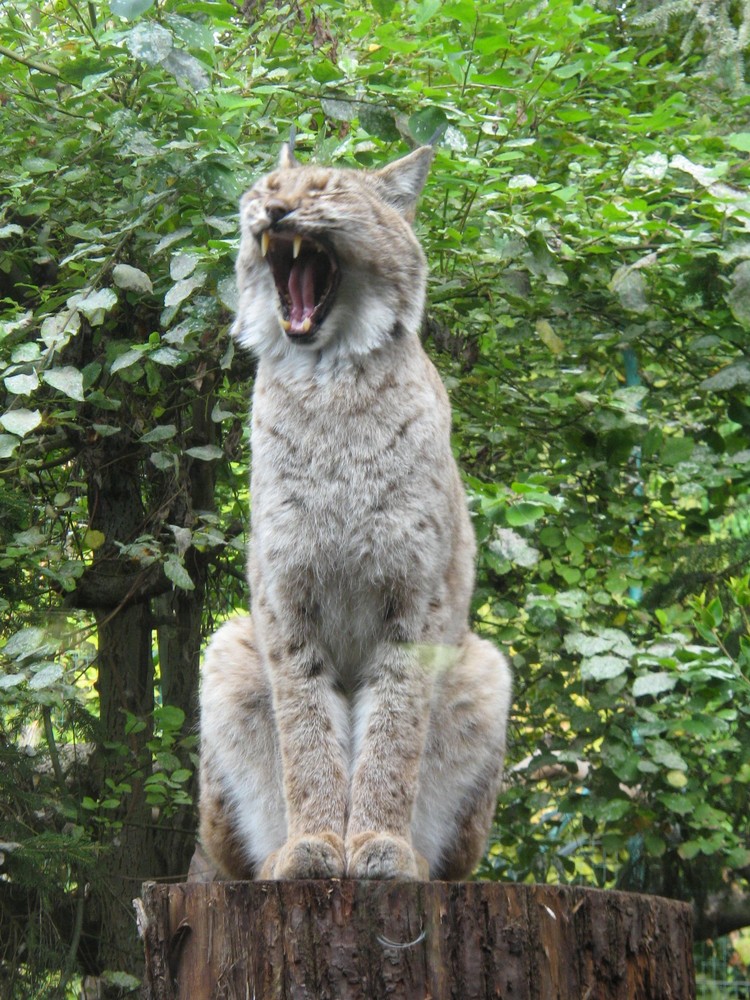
[261,832,346,880]
[346,832,429,880]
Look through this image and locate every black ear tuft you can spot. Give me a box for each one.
[427,123,447,147]
[278,125,299,169]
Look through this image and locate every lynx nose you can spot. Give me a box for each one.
[265,199,291,225]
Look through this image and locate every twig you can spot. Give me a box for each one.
[42,706,67,794]
[58,883,86,994]
[0,43,77,85]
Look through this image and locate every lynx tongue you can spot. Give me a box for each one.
[287,257,317,334]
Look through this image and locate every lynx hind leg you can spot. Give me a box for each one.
[412,634,511,880]
[198,616,286,879]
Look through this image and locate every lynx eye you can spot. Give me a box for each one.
[260,230,339,342]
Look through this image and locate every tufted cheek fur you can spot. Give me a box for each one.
[231,151,432,377]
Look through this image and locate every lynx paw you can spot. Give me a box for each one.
[346,832,429,880]
[260,832,346,880]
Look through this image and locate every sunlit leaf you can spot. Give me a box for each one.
[110,0,155,18]
[43,366,85,401]
[0,408,41,437]
[113,264,153,293]
[125,22,173,65]
[4,372,39,395]
[164,556,195,591]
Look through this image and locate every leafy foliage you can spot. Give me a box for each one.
[2,0,750,992]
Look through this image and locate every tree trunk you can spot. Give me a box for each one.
[138,880,695,1000]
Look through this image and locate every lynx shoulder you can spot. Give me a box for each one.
[198,145,512,881]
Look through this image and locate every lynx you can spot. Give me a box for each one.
[198,143,512,881]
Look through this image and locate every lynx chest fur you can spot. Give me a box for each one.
[250,344,473,692]
[198,144,511,882]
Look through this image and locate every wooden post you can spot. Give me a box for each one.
[138,880,695,1000]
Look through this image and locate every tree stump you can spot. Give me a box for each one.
[138,880,695,1000]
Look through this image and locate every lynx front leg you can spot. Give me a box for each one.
[199,615,349,880]
[259,614,350,879]
[346,643,433,880]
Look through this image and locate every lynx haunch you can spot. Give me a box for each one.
[198,144,511,881]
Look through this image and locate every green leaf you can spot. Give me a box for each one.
[701,360,750,391]
[659,792,694,815]
[28,663,63,690]
[164,556,195,591]
[648,739,688,772]
[489,528,540,568]
[140,424,177,444]
[666,771,689,789]
[165,274,205,308]
[659,436,694,466]
[565,629,636,658]
[110,0,155,18]
[632,673,677,698]
[678,840,703,860]
[101,972,142,990]
[2,626,51,661]
[505,502,545,527]
[113,264,153,293]
[0,408,41,437]
[186,445,223,461]
[360,104,399,141]
[727,261,750,329]
[125,22,173,65]
[4,372,39,395]
[170,253,199,281]
[408,107,448,145]
[0,434,19,458]
[150,347,184,367]
[43,366,85,401]
[77,288,118,325]
[155,705,186,730]
[162,50,210,92]
[83,530,106,551]
[727,132,750,152]
[535,319,564,354]
[580,655,629,681]
[110,349,143,375]
[0,673,25,690]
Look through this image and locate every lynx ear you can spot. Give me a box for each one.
[278,142,299,170]
[371,146,434,222]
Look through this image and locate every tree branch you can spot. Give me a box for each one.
[0,44,66,80]
[695,884,750,940]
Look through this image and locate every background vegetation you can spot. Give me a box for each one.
[2,0,750,995]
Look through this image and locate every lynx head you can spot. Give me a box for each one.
[232,145,434,366]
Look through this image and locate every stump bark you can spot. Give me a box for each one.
[138,880,695,1000]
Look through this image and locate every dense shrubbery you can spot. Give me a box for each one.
[2,0,750,992]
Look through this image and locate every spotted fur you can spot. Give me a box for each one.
[199,146,512,880]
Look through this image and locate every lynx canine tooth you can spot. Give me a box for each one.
[293,235,302,259]
[301,318,312,333]
[281,319,291,331]
[261,231,270,257]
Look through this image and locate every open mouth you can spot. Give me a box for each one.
[260,229,339,341]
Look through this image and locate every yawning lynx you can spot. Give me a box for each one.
[198,143,512,880]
